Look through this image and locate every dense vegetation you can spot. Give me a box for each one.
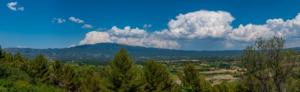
[0,37,299,92]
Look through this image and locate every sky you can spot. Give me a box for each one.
[1,0,300,50]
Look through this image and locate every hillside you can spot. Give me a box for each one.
[5,43,242,62]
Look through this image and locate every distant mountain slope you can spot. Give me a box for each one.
[5,43,242,62]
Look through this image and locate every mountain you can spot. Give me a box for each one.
[4,43,242,63]
[290,47,300,52]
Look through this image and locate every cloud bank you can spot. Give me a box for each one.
[80,26,179,49]
[80,10,300,50]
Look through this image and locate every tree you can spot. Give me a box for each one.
[48,61,78,91]
[48,61,63,86]
[237,75,260,92]
[107,48,143,92]
[143,61,178,92]
[242,46,271,92]
[241,37,298,92]
[13,52,28,70]
[0,45,4,59]
[179,64,212,92]
[28,54,49,82]
[77,65,111,92]
[2,52,14,63]
[59,64,76,91]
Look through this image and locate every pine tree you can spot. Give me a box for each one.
[13,52,28,70]
[28,54,49,82]
[48,61,78,91]
[48,61,63,86]
[143,61,178,92]
[3,52,14,63]
[60,64,76,91]
[107,48,143,92]
[77,65,111,92]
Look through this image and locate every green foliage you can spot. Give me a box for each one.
[143,61,178,92]
[13,53,28,70]
[28,54,49,82]
[241,37,299,92]
[0,44,299,92]
[179,64,212,92]
[236,75,260,92]
[48,61,64,86]
[31,83,65,92]
[48,61,78,91]
[3,53,14,63]
[107,48,143,92]
[76,65,111,92]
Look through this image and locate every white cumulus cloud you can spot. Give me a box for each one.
[69,16,84,24]
[7,2,24,11]
[228,13,300,43]
[161,10,234,39]
[82,24,93,29]
[52,18,66,24]
[80,26,179,49]
[79,10,300,50]
[80,31,112,44]
[228,24,276,42]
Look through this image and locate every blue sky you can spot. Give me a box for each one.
[1,0,300,50]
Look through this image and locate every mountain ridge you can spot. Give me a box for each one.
[2,43,250,62]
